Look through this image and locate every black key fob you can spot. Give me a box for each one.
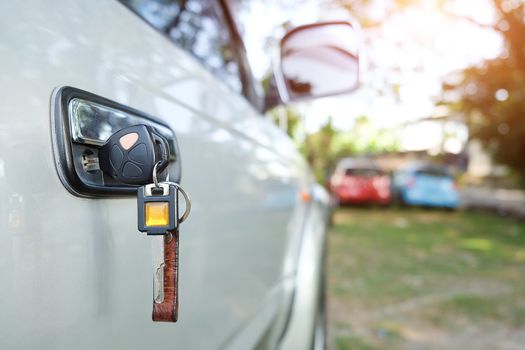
[99,124,170,185]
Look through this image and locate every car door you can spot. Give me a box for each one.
[0,1,311,349]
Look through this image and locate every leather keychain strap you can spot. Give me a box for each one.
[152,230,179,322]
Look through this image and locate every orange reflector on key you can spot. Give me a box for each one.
[145,202,170,227]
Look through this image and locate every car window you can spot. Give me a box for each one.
[345,168,384,177]
[119,0,243,94]
[416,168,450,177]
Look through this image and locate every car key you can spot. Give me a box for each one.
[137,165,191,323]
[99,124,170,185]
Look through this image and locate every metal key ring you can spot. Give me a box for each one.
[164,181,192,224]
[152,162,191,224]
[152,161,162,188]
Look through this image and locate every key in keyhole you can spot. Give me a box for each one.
[98,124,170,185]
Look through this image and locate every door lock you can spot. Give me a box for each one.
[51,86,181,197]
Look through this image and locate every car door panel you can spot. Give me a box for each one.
[0,1,310,349]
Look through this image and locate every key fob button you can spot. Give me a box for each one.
[119,132,139,150]
[109,145,124,170]
[129,143,148,165]
[123,161,143,178]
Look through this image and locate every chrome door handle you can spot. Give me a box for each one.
[51,86,181,197]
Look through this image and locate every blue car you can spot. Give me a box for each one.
[393,163,460,209]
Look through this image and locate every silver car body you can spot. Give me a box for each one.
[0,1,328,349]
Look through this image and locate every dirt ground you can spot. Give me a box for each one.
[327,207,525,350]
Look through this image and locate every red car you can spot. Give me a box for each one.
[329,159,391,205]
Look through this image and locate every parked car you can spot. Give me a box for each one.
[329,158,391,206]
[393,163,460,209]
[0,1,360,349]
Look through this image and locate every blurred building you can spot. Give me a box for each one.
[369,116,512,185]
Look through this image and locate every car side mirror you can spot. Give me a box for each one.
[275,21,360,103]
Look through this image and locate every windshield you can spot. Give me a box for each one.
[345,168,384,177]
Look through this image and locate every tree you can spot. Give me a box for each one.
[268,106,301,140]
[300,117,339,183]
[442,0,525,181]
[300,116,399,183]
[332,0,525,181]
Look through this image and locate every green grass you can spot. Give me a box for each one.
[421,294,525,327]
[328,208,525,349]
[335,336,378,350]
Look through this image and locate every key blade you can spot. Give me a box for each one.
[151,236,165,303]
